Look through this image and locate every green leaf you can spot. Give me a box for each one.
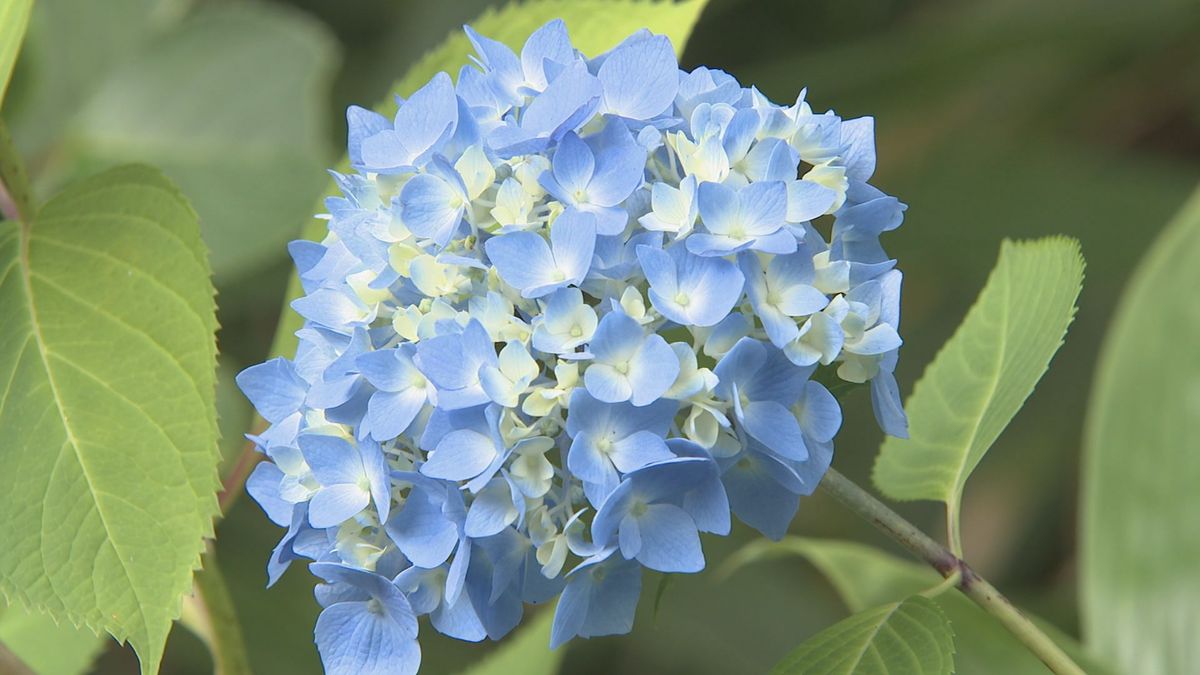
[727,538,1109,674]
[0,602,106,675]
[457,608,562,675]
[1081,186,1200,675]
[0,164,220,674]
[181,549,252,675]
[65,2,338,282]
[0,0,32,103]
[268,0,710,361]
[873,238,1084,513]
[771,595,954,675]
[3,0,185,158]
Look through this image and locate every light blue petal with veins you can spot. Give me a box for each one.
[628,503,703,572]
[421,429,498,482]
[310,485,370,528]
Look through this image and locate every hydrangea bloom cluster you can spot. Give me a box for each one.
[238,19,907,675]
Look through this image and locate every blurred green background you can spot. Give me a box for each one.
[4,0,1197,672]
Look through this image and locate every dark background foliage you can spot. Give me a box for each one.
[7,0,1196,671]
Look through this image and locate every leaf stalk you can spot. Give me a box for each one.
[819,468,1086,675]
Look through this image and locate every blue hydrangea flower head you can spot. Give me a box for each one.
[238,19,909,673]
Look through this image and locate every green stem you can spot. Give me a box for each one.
[182,546,254,675]
[946,501,964,558]
[819,468,1086,675]
[217,429,263,514]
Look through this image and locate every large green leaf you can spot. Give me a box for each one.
[0,603,105,675]
[727,538,1109,675]
[873,238,1084,514]
[66,2,338,283]
[268,0,710,360]
[1081,186,1200,675]
[458,608,562,675]
[0,0,32,104]
[2,0,184,158]
[771,595,954,675]
[0,164,219,674]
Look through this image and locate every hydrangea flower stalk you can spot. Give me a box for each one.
[238,19,908,674]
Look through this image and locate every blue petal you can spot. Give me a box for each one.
[742,400,808,462]
[722,452,802,540]
[597,34,678,120]
[361,71,457,172]
[738,181,788,235]
[583,364,632,403]
[567,431,620,493]
[314,602,421,675]
[484,231,557,297]
[684,232,753,257]
[520,19,575,86]
[359,438,392,522]
[840,116,876,182]
[549,209,598,286]
[797,381,841,443]
[421,429,498,482]
[743,137,798,182]
[696,180,738,233]
[291,289,368,334]
[666,439,731,535]
[607,430,673,474]
[511,60,600,144]
[464,26,521,101]
[871,370,909,438]
[666,246,744,327]
[346,105,390,168]
[386,488,459,568]
[625,456,712,505]
[299,434,364,486]
[400,172,465,248]
[722,107,760,160]
[585,124,645,207]
[246,461,291,526]
[431,585,487,642]
[236,357,307,424]
[309,484,370,528]
[464,478,519,538]
[366,388,426,441]
[787,180,838,222]
[588,310,644,362]
[356,348,406,391]
[626,334,679,406]
[551,556,641,648]
[547,131,594,196]
[629,503,703,573]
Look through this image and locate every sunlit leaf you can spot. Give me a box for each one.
[771,595,954,675]
[872,238,1084,516]
[1081,186,1200,675]
[0,0,32,103]
[0,165,219,674]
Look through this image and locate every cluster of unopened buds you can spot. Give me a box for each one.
[238,18,908,675]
